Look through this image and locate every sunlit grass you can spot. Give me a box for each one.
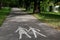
[0,7,10,26]
[34,12,60,30]
[26,8,33,13]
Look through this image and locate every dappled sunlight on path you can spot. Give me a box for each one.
[0,8,60,40]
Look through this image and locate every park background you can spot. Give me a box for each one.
[0,0,60,30]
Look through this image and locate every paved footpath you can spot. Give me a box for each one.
[0,8,60,40]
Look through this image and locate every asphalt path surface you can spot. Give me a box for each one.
[0,8,60,40]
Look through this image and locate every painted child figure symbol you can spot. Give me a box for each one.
[15,27,31,39]
[15,26,47,39]
[28,27,46,38]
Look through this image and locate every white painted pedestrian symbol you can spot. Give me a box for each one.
[15,26,47,39]
[28,27,46,38]
[15,27,31,39]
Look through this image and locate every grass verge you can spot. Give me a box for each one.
[0,7,11,26]
[34,12,60,30]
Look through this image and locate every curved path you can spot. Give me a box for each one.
[0,8,60,40]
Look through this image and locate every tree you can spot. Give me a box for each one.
[33,0,40,13]
[0,1,2,9]
[25,0,31,11]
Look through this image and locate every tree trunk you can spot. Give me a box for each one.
[0,2,2,9]
[25,0,31,11]
[33,0,40,13]
[49,6,53,12]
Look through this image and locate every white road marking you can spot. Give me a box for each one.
[15,26,47,39]
[28,27,47,38]
[15,27,31,39]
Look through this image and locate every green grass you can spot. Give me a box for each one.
[34,12,60,30]
[0,7,10,26]
[26,8,33,13]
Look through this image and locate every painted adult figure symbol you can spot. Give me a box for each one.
[28,27,46,38]
[15,27,31,39]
